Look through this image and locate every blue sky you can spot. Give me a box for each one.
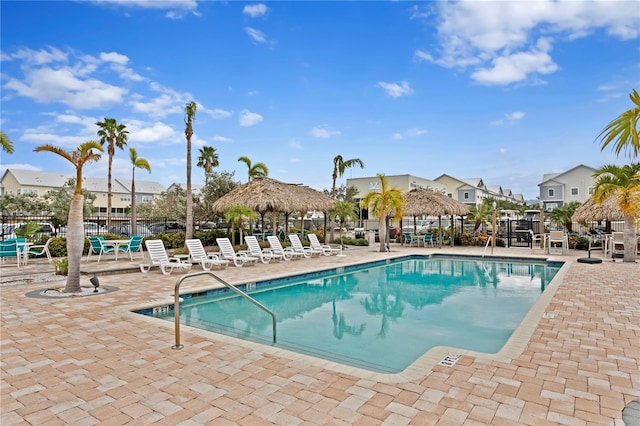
[1,1,638,201]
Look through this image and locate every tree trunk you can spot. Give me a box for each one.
[131,169,137,236]
[64,194,84,293]
[623,215,637,262]
[378,217,386,252]
[186,138,193,240]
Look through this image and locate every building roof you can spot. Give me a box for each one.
[2,169,71,188]
[538,164,596,186]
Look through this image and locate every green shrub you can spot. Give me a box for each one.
[53,257,68,275]
[49,237,68,258]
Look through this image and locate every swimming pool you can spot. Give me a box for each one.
[136,255,563,373]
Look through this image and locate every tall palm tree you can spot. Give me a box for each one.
[330,155,364,242]
[34,141,103,293]
[184,101,197,240]
[237,156,268,181]
[1,131,15,154]
[597,88,639,158]
[197,145,219,185]
[593,163,640,262]
[129,148,151,236]
[360,174,404,252]
[96,118,128,228]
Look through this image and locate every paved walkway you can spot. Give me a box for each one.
[1,244,638,425]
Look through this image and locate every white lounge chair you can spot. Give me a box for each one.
[186,239,229,270]
[288,234,316,258]
[244,236,284,263]
[140,239,192,275]
[216,238,259,267]
[307,233,340,256]
[546,231,568,255]
[267,235,302,260]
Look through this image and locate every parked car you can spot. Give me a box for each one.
[108,223,153,238]
[148,222,186,234]
[59,222,106,237]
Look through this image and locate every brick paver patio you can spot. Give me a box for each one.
[1,245,638,425]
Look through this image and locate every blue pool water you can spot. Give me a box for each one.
[136,255,562,373]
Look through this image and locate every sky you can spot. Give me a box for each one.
[1,0,639,202]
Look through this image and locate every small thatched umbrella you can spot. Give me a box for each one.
[572,194,624,223]
[211,176,337,236]
[403,188,470,247]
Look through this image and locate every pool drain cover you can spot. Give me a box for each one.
[439,353,462,367]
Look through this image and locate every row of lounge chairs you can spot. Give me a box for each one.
[140,233,342,275]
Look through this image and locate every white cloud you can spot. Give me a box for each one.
[288,139,301,149]
[90,0,200,19]
[377,81,413,98]
[239,109,263,127]
[8,47,68,65]
[243,3,268,18]
[204,108,233,120]
[290,157,301,163]
[309,126,341,138]
[4,67,126,109]
[245,27,267,43]
[491,111,525,126]
[392,133,403,140]
[125,120,177,143]
[99,52,129,65]
[212,135,233,143]
[406,128,427,137]
[417,0,639,85]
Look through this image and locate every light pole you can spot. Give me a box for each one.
[491,201,497,254]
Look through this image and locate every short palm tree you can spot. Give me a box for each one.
[197,145,219,185]
[129,148,151,236]
[96,118,128,228]
[331,200,359,248]
[360,174,404,252]
[34,141,103,293]
[330,155,364,242]
[1,131,15,154]
[238,156,268,181]
[184,101,197,240]
[593,163,640,262]
[597,88,639,158]
[225,205,257,245]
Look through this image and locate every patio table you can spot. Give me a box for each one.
[101,239,132,261]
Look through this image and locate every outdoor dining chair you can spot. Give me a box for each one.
[0,240,20,267]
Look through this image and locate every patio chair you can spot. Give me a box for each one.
[546,231,568,255]
[610,232,625,258]
[307,233,340,256]
[267,235,302,260]
[288,234,316,258]
[185,239,229,270]
[528,230,544,254]
[423,233,437,247]
[140,239,192,275]
[28,237,53,264]
[86,235,115,262]
[118,235,144,260]
[0,240,20,267]
[244,235,284,263]
[216,238,259,267]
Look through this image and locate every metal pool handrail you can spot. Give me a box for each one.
[172,271,277,349]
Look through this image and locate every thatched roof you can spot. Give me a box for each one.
[211,176,337,214]
[403,188,471,217]
[571,194,625,222]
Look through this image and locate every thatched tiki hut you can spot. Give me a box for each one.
[403,188,470,247]
[211,176,337,237]
[571,194,624,228]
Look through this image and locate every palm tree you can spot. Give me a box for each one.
[330,155,364,242]
[547,201,581,234]
[96,118,128,228]
[1,131,15,154]
[184,101,197,240]
[360,174,405,252]
[330,200,359,248]
[34,141,103,293]
[593,163,640,262]
[237,156,268,181]
[129,148,151,236]
[225,205,257,245]
[597,88,639,158]
[197,146,219,185]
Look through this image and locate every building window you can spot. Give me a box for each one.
[141,195,153,203]
[120,195,131,202]
[463,192,469,200]
[548,189,554,197]
[588,186,594,195]
[571,187,578,196]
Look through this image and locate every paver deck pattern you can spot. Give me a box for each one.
[1,244,638,425]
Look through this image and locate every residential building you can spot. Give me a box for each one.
[0,168,165,216]
[538,164,597,211]
[433,174,525,207]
